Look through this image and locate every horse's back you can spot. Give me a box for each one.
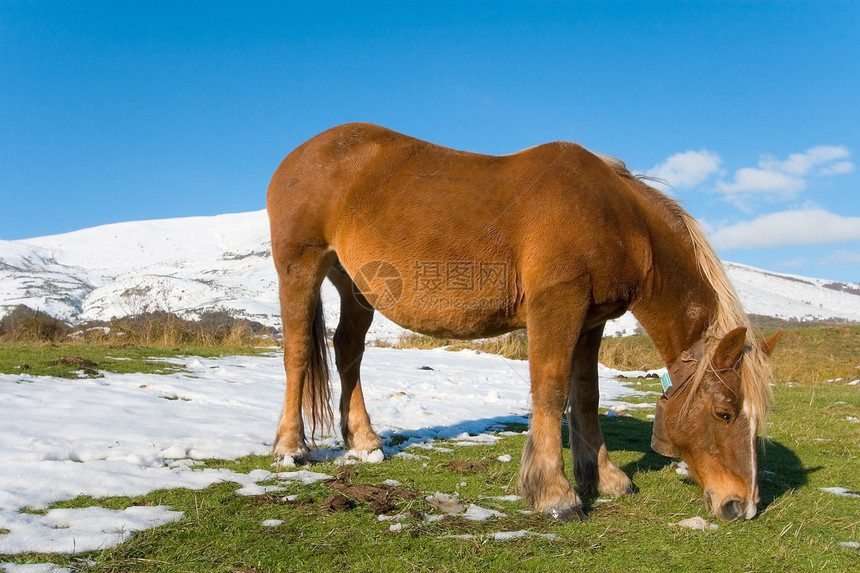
[269,122,638,239]
[267,124,651,335]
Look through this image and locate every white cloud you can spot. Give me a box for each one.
[717,167,805,195]
[759,145,851,176]
[819,161,855,176]
[646,150,721,189]
[709,208,860,249]
[820,250,860,266]
[716,145,854,200]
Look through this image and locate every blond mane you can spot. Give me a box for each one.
[677,207,773,431]
[600,154,774,430]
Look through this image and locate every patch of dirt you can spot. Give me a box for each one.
[327,478,420,515]
[446,460,486,473]
[335,466,357,480]
[322,494,353,512]
[250,493,311,507]
[49,355,99,368]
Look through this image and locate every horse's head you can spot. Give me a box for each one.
[652,327,782,521]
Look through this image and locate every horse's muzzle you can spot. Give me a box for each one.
[706,491,757,521]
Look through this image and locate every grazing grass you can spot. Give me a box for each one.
[0,342,275,379]
[1,326,858,571]
[4,381,857,572]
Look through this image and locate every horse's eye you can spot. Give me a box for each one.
[715,410,732,423]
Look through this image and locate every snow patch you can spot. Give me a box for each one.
[275,470,334,486]
[463,504,506,521]
[672,516,718,531]
[0,348,647,554]
[0,506,182,555]
[491,530,557,541]
[820,487,860,498]
[0,565,74,573]
[485,494,521,502]
[443,530,557,541]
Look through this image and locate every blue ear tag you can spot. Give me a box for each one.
[661,372,673,394]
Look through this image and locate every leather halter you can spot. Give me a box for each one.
[660,338,706,400]
[651,339,707,458]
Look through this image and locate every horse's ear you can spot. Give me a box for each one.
[713,327,747,369]
[759,330,783,357]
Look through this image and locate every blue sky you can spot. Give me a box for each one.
[2,1,859,282]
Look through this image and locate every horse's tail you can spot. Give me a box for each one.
[303,297,333,441]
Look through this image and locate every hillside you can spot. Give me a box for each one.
[1,210,858,338]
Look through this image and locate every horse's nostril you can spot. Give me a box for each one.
[720,498,745,521]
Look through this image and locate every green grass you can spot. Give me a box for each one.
[1,328,858,572]
[3,383,857,572]
[0,342,276,379]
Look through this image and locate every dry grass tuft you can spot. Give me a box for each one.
[0,306,278,348]
[0,305,69,342]
[598,335,663,371]
[382,326,860,387]
[770,326,860,385]
[380,330,528,361]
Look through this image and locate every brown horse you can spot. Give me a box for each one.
[266,123,781,521]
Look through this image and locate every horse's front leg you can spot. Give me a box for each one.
[518,297,587,521]
[568,324,635,497]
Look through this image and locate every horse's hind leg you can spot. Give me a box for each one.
[327,263,382,453]
[568,324,634,497]
[272,245,335,464]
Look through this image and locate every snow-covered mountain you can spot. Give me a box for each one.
[1,210,858,339]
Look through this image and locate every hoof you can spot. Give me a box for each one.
[600,480,637,498]
[546,505,588,522]
[273,447,309,468]
[348,432,383,454]
[346,448,385,463]
[598,467,636,498]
